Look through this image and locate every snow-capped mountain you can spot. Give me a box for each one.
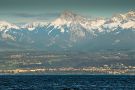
[0,11,135,51]
[0,21,19,31]
[103,11,135,31]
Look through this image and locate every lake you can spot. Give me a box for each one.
[0,75,135,90]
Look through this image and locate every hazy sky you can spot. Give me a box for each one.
[0,0,134,24]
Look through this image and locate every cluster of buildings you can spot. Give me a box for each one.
[0,63,135,75]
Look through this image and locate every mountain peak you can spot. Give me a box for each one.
[112,11,135,21]
[60,11,77,20]
[126,11,135,18]
[52,11,87,26]
[60,11,87,22]
[51,11,77,26]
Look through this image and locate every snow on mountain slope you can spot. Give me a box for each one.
[103,11,135,31]
[0,21,19,31]
[0,11,134,32]
[121,20,135,29]
[51,11,135,34]
[21,22,49,31]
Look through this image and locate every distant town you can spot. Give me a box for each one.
[0,63,135,75]
[0,51,135,75]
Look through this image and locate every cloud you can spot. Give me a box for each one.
[12,12,60,20]
[14,13,36,18]
[0,12,60,21]
[0,12,60,24]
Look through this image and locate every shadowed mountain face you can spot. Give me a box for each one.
[0,11,135,51]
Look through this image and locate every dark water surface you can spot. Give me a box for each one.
[0,75,135,90]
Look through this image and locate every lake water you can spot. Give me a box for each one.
[0,75,135,90]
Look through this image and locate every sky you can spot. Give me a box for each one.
[0,0,135,24]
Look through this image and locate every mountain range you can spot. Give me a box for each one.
[0,11,135,51]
